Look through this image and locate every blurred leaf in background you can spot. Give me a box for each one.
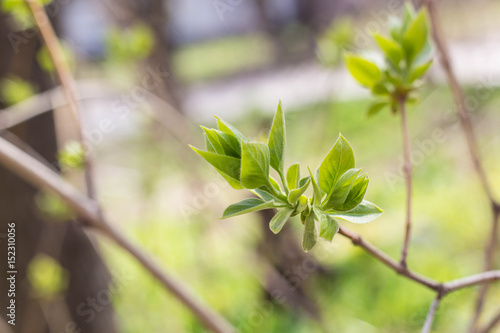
[28,254,69,299]
[0,75,36,105]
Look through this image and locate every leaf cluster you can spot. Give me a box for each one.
[344,3,433,116]
[190,102,382,252]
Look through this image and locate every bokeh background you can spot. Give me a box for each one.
[1,0,500,332]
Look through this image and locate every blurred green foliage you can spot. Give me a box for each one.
[27,254,68,299]
[0,75,35,105]
[106,23,155,63]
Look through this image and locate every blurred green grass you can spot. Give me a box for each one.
[96,84,500,332]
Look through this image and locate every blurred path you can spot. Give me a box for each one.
[184,35,500,121]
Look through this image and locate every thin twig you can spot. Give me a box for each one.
[442,271,500,293]
[399,97,412,268]
[421,293,443,333]
[423,1,499,329]
[338,226,441,291]
[25,0,97,198]
[0,136,235,333]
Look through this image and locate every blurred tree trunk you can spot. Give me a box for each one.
[0,13,115,333]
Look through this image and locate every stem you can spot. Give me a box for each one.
[25,0,97,198]
[0,136,235,333]
[423,1,500,328]
[279,169,289,194]
[421,293,443,333]
[477,310,500,333]
[399,97,412,268]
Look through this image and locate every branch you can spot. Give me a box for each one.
[399,97,413,268]
[421,294,443,333]
[423,0,496,204]
[338,226,441,290]
[442,271,500,293]
[0,136,235,333]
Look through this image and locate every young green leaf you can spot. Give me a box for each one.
[343,173,369,211]
[318,134,355,197]
[323,168,361,211]
[314,207,339,242]
[240,141,271,189]
[268,101,286,173]
[269,176,282,193]
[222,198,278,219]
[286,162,300,190]
[402,9,428,62]
[201,127,240,158]
[214,116,247,142]
[288,177,310,204]
[408,59,433,83]
[308,167,323,205]
[302,214,318,252]
[373,33,403,67]
[201,127,225,154]
[344,54,382,87]
[325,200,383,224]
[269,208,294,234]
[190,146,241,183]
[367,101,389,117]
[251,189,284,203]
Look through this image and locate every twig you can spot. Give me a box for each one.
[25,0,97,198]
[0,136,235,333]
[399,97,412,268]
[338,226,441,290]
[442,271,500,293]
[423,1,500,329]
[421,293,443,333]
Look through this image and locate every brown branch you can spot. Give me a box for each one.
[0,136,235,333]
[399,97,413,268]
[25,0,97,198]
[423,1,499,329]
[338,226,442,290]
[421,293,443,333]
[442,271,500,293]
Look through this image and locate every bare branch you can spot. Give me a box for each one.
[338,226,441,290]
[399,98,413,268]
[0,136,235,333]
[443,271,500,293]
[421,294,443,333]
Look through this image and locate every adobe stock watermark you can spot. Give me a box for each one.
[385,74,499,190]
[58,267,135,333]
[7,0,70,53]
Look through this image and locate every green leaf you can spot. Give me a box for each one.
[286,163,300,190]
[367,101,389,117]
[201,127,240,157]
[323,168,361,211]
[371,82,390,96]
[288,178,310,204]
[240,141,271,189]
[318,134,355,198]
[269,208,294,234]
[268,101,286,173]
[222,198,277,219]
[314,207,339,242]
[373,33,403,67]
[325,200,383,224]
[204,133,216,153]
[343,173,369,211]
[190,146,241,183]
[344,54,382,87]
[251,189,278,202]
[402,9,429,63]
[269,176,282,193]
[308,167,323,205]
[302,214,318,252]
[214,116,247,142]
[409,59,433,83]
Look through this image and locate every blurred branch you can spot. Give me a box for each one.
[399,97,413,268]
[421,293,443,333]
[25,0,97,198]
[423,1,500,329]
[0,136,235,333]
